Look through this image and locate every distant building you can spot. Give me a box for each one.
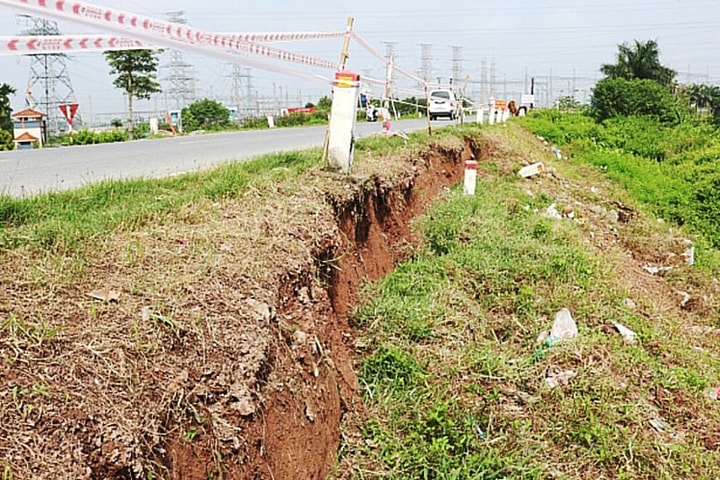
[12,108,47,149]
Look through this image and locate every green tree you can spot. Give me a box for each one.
[104,50,162,139]
[556,95,582,112]
[687,83,720,120]
[709,88,720,127]
[316,95,332,113]
[600,39,676,87]
[590,77,678,123]
[0,83,16,150]
[181,99,230,132]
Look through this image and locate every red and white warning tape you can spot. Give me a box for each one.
[221,31,346,43]
[0,35,151,55]
[0,0,338,82]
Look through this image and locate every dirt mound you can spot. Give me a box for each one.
[0,133,483,479]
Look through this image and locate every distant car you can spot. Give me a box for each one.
[366,105,379,122]
[428,89,458,121]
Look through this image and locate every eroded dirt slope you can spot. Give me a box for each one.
[0,133,480,479]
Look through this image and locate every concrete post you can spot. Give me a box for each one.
[476,107,484,124]
[327,71,360,173]
[464,159,478,195]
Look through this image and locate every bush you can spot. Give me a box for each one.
[182,99,231,132]
[67,129,129,145]
[590,77,679,123]
[0,128,13,151]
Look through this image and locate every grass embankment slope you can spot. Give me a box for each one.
[341,117,720,479]
[1,115,720,479]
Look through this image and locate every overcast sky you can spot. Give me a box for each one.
[1,0,719,124]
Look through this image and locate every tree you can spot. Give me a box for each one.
[181,99,230,132]
[556,95,581,112]
[0,83,16,150]
[590,77,678,123]
[687,83,720,117]
[600,40,676,87]
[709,87,720,127]
[104,50,162,139]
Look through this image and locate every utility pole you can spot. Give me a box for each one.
[338,17,354,70]
[18,14,82,134]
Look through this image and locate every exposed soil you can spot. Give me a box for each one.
[0,133,481,479]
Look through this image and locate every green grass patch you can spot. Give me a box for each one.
[0,149,321,252]
[349,148,720,478]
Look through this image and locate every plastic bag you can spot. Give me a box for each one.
[550,308,578,341]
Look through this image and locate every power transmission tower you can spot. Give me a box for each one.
[451,45,463,91]
[419,43,432,89]
[227,64,253,116]
[243,68,257,117]
[162,11,196,110]
[490,61,497,98]
[382,41,396,63]
[18,15,83,133]
[481,59,488,102]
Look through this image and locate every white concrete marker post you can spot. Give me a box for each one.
[464,159,478,195]
[327,71,360,173]
[476,107,484,125]
[502,108,510,123]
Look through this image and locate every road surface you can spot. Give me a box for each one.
[0,118,444,197]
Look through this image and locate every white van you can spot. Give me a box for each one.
[428,89,458,121]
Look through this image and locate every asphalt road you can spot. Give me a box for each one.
[0,118,441,198]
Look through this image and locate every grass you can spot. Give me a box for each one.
[345,122,720,479]
[4,114,720,478]
[0,149,322,252]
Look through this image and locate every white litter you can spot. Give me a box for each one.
[613,322,637,343]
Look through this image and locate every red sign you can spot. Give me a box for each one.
[58,103,79,125]
[287,106,316,114]
[333,71,360,88]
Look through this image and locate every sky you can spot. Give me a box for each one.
[1,0,719,127]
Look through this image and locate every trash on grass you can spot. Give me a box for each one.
[518,162,545,178]
[642,265,673,275]
[624,298,637,309]
[87,289,121,303]
[550,308,578,341]
[709,386,720,400]
[544,203,562,219]
[613,322,637,343]
[649,417,667,433]
[545,369,577,389]
[537,308,579,347]
[516,391,541,405]
[677,290,692,309]
[682,246,695,266]
[551,145,563,159]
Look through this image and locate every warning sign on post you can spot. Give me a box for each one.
[333,71,360,88]
[58,103,79,125]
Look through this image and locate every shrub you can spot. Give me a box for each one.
[590,77,679,123]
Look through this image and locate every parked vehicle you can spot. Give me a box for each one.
[366,105,379,122]
[428,89,458,121]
